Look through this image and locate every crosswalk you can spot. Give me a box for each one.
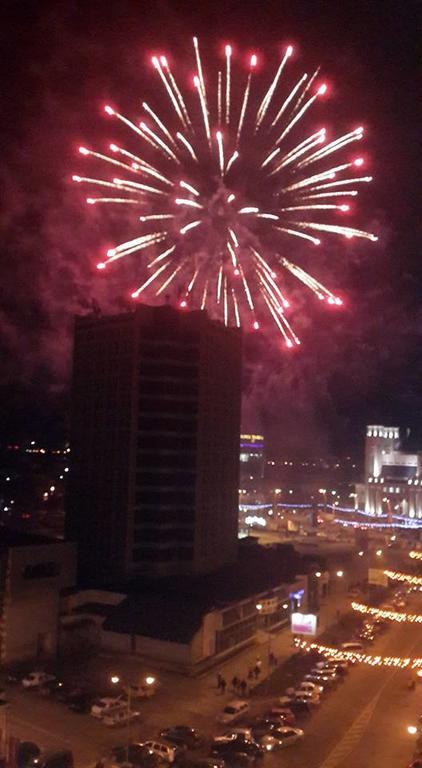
[317,693,380,768]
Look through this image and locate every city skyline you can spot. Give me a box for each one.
[0,0,421,457]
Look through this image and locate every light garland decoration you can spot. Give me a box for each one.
[384,570,422,586]
[409,551,422,560]
[295,638,422,669]
[351,601,422,624]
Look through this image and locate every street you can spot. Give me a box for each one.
[4,590,422,768]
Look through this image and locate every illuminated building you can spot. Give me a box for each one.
[67,304,241,582]
[358,425,422,518]
[240,434,265,477]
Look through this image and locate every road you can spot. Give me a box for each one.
[4,595,422,768]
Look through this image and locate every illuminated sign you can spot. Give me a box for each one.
[291,612,317,636]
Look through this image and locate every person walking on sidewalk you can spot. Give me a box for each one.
[217,672,223,690]
[239,679,247,697]
[231,675,239,692]
[220,677,227,694]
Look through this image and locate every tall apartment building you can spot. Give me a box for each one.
[66,304,242,582]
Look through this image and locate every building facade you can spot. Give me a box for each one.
[240,434,265,478]
[60,574,307,673]
[0,533,76,663]
[67,304,242,582]
[359,425,422,518]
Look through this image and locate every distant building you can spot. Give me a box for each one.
[358,425,422,518]
[0,531,76,663]
[240,434,265,478]
[67,304,242,582]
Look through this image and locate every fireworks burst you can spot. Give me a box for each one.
[73,39,377,347]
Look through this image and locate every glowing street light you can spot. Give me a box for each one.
[256,603,263,611]
[407,725,418,735]
[336,570,344,578]
[145,676,156,686]
[376,549,383,557]
[111,675,120,685]
[315,571,322,578]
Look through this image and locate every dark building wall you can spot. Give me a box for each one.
[67,313,137,582]
[67,305,241,583]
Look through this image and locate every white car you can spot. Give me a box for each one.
[142,741,178,763]
[22,671,56,689]
[295,681,323,696]
[261,727,304,751]
[90,696,126,718]
[103,708,141,727]
[216,700,250,724]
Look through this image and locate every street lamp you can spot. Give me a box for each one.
[407,725,418,735]
[111,675,132,760]
[336,570,344,578]
[315,572,322,578]
[358,551,364,557]
[376,549,383,557]
[145,676,156,686]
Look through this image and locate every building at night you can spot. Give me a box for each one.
[67,304,242,582]
[0,532,76,663]
[357,425,422,518]
[240,433,265,478]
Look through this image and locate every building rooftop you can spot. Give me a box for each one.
[103,543,304,642]
[0,526,61,550]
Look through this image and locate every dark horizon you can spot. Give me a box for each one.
[1,0,421,455]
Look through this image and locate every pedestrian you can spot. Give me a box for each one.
[247,667,254,681]
[269,652,276,667]
[239,679,247,697]
[256,655,262,669]
[231,675,239,692]
[221,677,227,694]
[217,672,223,690]
[254,664,260,679]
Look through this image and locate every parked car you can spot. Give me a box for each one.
[293,692,320,706]
[22,672,56,689]
[295,681,323,696]
[260,727,304,751]
[340,642,364,653]
[182,761,225,768]
[38,679,66,698]
[160,726,204,750]
[216,701,250,724]
[28,750,73,768]
[142,741,179,763]
[90,697,126,718]
[222,730,253,743]
[67,691,93,713]
[248,721,276,741]
[267,708,296,725]
[107,744,159,768]
[304,674,337,689]
[103,709,141,727]
[277,698,312,717]
[211,737,263,760]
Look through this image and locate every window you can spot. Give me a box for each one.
[23,562,60,579]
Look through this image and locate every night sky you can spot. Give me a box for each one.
[1,0,421,456]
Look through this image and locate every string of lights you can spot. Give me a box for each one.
[351,601,422,624]
[383,570,422,586]
[336,519,422,530]
[295,638,422,669]
[409,551,422,561]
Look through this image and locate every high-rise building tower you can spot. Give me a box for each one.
[66,304,242,582]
